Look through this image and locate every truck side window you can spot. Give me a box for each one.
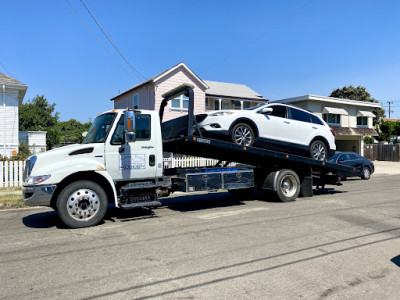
[111,114,151,145]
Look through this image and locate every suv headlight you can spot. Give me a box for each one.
[27,175,51,185]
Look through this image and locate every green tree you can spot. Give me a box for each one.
[58,119,92,144]
[19,95,60,149]
[329,85,385,125]
[377,120,394,142]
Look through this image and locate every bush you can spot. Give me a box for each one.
[0,144,32,162]
[364,136,375,144]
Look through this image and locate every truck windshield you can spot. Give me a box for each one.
[83,113,116,144]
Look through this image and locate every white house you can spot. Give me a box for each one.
[0,72,27,157]
[272,95,381,155]
[19,131,47,154]
[111,63,267,121]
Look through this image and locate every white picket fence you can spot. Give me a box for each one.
[0,161,26,188]
[0,157,235,188]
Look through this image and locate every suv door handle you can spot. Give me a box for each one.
[312,126,317,129]
[284,121,290,124]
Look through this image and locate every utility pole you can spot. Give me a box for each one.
[387,101,394,118]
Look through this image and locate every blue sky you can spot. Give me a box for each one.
[1,0,400,122]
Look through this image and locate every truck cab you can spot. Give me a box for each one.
[23,109,164,227]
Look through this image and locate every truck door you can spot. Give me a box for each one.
[105,113,157,181]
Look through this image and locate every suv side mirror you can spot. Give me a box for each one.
[124,110,136,143]
[261,107,273,114]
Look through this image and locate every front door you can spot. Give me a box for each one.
[105,113,157,181]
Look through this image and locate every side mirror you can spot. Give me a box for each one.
[124,110,136,133]
[261,107,273,114]
[125,132,136,143]
[123,111,136,146]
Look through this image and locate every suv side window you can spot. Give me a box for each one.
[310,114,324,125]
[290,107,311,123]
[111,114,151,145]
[268,105,287,118]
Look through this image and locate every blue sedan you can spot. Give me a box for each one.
[327,152,375,180]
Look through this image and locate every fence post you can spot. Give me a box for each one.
[14,161,18,187]
[19,161,23,186]
[0,161,3,188]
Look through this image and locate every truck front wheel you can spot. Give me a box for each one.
[56,180,108,228]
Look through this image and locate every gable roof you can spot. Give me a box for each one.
[0,72,28,103]
[272,94,382,108]
[111,62,208,101]
[204,80,266,101]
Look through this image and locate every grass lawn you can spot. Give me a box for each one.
[0,193,24,209]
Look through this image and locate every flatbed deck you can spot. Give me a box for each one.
[163,136,356,174]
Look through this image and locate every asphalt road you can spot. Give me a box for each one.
[1,174,400,299]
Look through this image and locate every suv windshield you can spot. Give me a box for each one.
[246,103,266,111]
[83,113,116,144]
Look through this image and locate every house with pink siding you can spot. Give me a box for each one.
[111,63,266,121]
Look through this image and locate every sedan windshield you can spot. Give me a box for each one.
[83,113,116,144]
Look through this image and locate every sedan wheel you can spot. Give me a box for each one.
[361,167,371,180]
[310,140,327,161]
[231,123,255,146]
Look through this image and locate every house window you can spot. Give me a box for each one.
[357,116,368,126]
[323,114,340,125]
[233,100,241,110]
[243,101,251,109]
[171,94,189,110]
[205,98,209,109]
[133,94,139,109]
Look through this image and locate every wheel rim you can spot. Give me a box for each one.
[280,175,297,198]
[311,142,326,161]
[364,168,370,178]
[66,188,100,221]
[234,126,253,146]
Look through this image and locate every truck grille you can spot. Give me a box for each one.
[23,156,37,182]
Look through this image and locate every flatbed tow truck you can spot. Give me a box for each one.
[22,84,356,228]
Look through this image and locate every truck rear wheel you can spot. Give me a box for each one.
[276,169,300,202]
[56,180,108,228]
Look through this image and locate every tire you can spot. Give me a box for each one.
[56,180,108,228]
[309,140,328,161]
[275,169,300,202]
[361,167,371,180]
[231,123,255,146]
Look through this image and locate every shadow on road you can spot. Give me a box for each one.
[313,188,347,196]
[22,211,67,229]
[391,255,400,267]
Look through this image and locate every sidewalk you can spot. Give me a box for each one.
[372,161,400,175]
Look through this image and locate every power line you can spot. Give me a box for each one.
[200,0,316,75]
[79,0,146,80]
[64,0,138,81]
[0,61,13,77]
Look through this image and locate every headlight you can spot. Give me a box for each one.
[27,175,51,185]
[210,112,234,117]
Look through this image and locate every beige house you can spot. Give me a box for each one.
[111,63,266,121]
[272,95,381,155]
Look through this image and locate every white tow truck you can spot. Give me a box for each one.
[22,84,356,228]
